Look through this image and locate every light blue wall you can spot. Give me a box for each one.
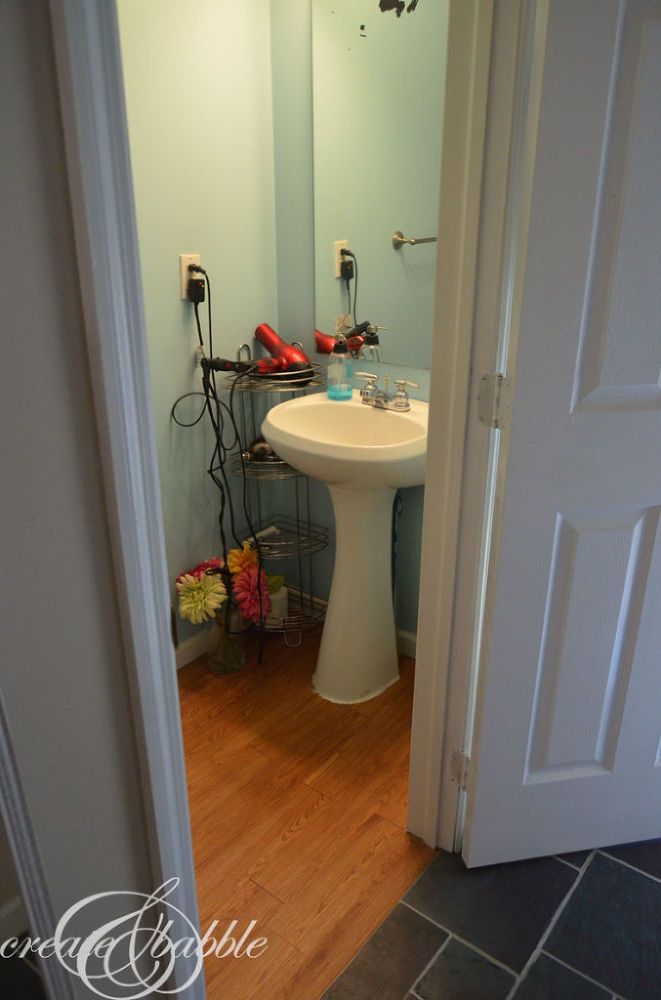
[304,1,446,632]
[270,0,316,354]
[119,1,437,640]
[117,0,279,639]
[311,1,448,370]
[268,5,436,635]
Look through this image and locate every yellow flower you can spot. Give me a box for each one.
[227,542,258,575]
[176,573,227,625]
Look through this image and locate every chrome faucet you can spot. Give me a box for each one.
[355,373,419,412]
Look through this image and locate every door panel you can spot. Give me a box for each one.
[574,3,661,408]
[464,0,661,866]
[527,507,659,782]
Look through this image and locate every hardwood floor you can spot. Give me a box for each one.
[178,627,436,999]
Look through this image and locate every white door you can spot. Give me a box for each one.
[464,0,661,867]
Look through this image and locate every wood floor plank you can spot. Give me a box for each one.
[303,682,415,830]
[204,924,301,1000]
[197,876,300,1000]
[196,779,329,895]
[276,832,433,999]
[266,813,430,949]
[178,630,436,998]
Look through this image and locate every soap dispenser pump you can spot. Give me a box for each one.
[326,338,353,400]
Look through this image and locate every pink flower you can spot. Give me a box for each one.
[232,566,271,625]
[191,557,224,578]
[176,557,224,584]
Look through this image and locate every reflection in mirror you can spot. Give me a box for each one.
[312,1,448,369]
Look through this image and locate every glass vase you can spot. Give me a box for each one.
[207,609,245,675]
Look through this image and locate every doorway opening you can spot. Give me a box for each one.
[114,1,458,995]
[52,0,494,994]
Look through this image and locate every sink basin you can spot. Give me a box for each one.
[261,391,428,490]
[262,390,429,704]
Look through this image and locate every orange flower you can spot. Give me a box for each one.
[227,542,258,575]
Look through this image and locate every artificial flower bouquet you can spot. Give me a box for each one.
[176,543,285,628]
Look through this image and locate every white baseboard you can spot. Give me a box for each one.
[0,895,27,940]
[174,628,211,671]
[397,629,417,659]
[174,607,417,668]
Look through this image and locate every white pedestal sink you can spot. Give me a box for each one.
[262,391,428,703]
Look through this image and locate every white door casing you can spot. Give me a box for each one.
[465,0,661,866]
[408,0,494,847]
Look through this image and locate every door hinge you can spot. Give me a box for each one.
[450,749,470,789]
[477,373,510,429]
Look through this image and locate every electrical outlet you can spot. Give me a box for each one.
[334,240,349,279]
[179,253,201,299]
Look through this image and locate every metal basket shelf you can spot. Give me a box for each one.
[230,453,302,481]
[224,362,324,393]
[243,515,329,559]
[230,342,328,650]
[257,587,325,634]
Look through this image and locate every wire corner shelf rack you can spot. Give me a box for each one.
[230,345,329,640]
[224,365,325,394]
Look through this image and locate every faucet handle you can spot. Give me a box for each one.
[355,372,379,403]
[391,378,418,412]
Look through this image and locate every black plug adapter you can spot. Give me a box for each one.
[340,258,354,281]
[187,277,205,304]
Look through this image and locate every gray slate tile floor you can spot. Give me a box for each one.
[322,839,661,1000]
[0,934,46,999]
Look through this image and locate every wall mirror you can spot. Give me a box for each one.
[311,1,447,369]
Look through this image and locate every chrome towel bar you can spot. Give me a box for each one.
[392,229,437,249]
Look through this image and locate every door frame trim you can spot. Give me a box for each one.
[447,0,550,855]
[408,0,495,847]
[409,0,548,849]
[48,3,203,997]
[461,0,550,858]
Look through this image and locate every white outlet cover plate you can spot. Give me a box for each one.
[334,240,349,279]
[179,253,201,299]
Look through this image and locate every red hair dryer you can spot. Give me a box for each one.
[255,324,309,365]
[253,324,315,383]
[315,328,366,356]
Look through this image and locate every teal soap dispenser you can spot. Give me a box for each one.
[326,338,353,400]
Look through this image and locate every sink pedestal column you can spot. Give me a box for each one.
[314,486,399,703]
